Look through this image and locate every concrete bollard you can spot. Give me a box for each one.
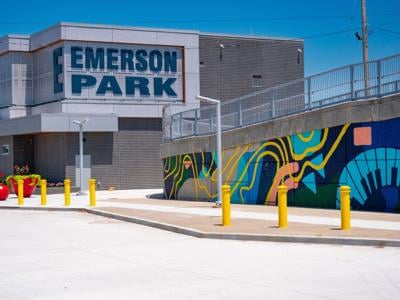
[40,179,47,206]
[17,179,24,205]
[278,185,288,228]
[64,179,71,206]
[340,186,351,230]
[222,184,231,226]
[89,179,96,207]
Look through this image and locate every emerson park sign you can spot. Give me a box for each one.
[53,44,183,101]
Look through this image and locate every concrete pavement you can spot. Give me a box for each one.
[0,189,399,246]
[0,210,399,300]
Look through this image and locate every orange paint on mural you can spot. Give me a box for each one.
[267,162,299,205]
[353,127,372,146]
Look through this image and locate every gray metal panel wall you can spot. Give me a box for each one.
[33,42,65,105]
[12,135,35,169]
[117,118,163,188]
[0,53,13,107]
[11,52,33,106]
[199,35,304,101]
[34,133,66,182]
[0,136,13,175]
[64,118,163,189]
[65,132,117,188]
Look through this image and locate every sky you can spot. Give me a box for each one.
[0,0,399,76]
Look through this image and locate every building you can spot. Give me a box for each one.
[0,22,303,189]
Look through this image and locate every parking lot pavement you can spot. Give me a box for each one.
[1,190,400,245]
[0,209,399,300]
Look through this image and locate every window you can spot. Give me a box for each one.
[252,75,262,88]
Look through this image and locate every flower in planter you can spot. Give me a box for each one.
[6,165,41,198]
[14,165,30,175]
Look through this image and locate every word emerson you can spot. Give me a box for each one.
[53,46,180,97]
[70,46,178,72]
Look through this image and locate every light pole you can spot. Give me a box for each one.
[196,95,222,205]
[73,118,89,195]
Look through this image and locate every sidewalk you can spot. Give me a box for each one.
[1,189,399,246]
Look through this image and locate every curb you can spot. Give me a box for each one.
[1,205,400,248]
[0,205,86,212]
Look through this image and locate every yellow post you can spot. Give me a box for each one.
[89,178,96,207]
[278,185,288,228]
[222,184,231,226]
[340,185,351,230]
[17,179,24,205]
[40,179,47,206]
[64,179,71,206]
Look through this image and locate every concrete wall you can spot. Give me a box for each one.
[161,94,400,213]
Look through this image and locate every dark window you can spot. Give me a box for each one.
[252,75,262,88]
[1,144,9,155]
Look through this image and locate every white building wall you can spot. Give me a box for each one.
[0,23,200,122]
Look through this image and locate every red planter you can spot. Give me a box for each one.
[0,184,9,201]
[9,177,38,198]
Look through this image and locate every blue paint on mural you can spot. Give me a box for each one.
[164,118,400,213]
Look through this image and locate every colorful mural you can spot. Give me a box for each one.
[163,118,400,213]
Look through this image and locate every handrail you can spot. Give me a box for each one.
[163,53,400,142]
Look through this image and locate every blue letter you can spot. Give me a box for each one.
[154,78,177,96]
[121,49,134,71]
[164,51,177,72]
[135,50,148,71]
[53,47,63,93]
[71,75,96,94]
[85,47,105,69]
[107,48,119,70]
[71,46,83,69]
[126,77,150,96]
[149,50,163,72]
[96,76,122,95]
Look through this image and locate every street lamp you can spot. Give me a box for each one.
[196,95,222,205]
[73,118,89,195]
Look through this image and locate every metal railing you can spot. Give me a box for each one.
[163,53,400,142]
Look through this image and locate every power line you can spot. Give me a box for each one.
[1,17,400,49]
[0,13,400,25]
[375,28,400,36]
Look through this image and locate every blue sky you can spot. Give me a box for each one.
[1,0,399,76]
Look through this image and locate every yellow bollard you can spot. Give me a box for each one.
[17,179,24,205]
[278,185,288,228]
[40,179,47,206]
[89,179,96,207]
[222,185,231,226]
[64,179,71,206]
[340,186,351,230]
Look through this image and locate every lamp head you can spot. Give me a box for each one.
[73,118,89,125]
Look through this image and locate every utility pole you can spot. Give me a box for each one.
[361,0,369,95]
